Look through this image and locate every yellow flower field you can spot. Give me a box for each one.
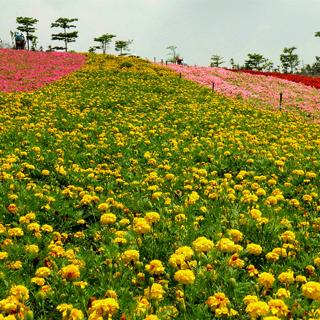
[0,53,319,319]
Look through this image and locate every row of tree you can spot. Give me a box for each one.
[8,16,133,55]
[3,16,320,75]
[209,32,320,75]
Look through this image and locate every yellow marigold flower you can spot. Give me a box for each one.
[174,269,195,285]
[295,275,307,283]
[119,218,130,226]
[302,281,320,301]
[97,203,109,212]
[135,297,150,316]
[0,224,6,234]
[8,260,22,270]
[57,304,84,320]
[145,260,165,275]
[113,237,127,245]
[105,289,118,299]
[88,298,119,319]
[280,231,295,243]
[10,285,29,301]
[133,218,151,234]
[268,299,289,317]
[59,264,80,280]
[243,295,259,305]
[121,250,139,263]
[206,292,230,311]
[144,283,165,300]
[41,169,50,176]
[247,243,263,255]
[276,288,291,299]
[175,246,194,260]
[250,208,262,219]
[228,229,243,243]
[35,267,51,278]
[145,212,160,224]
[168,253,189,270]
[314,257,320,267]
[145,315,159,320]
[216,238,240,253]
[306,265,316,276]
[247,264,259,277]
[272,247,287,257]
[31,277,46,286]
[256,188,266,196]
[258,272,275,288]
[7,227,24,237]
[73,281,88,289]
[278,270,294,285]
[7,203,18,214]
[25,244,39,253]
[175,214,186,222]
[41,224,53,232]
[185,191,200,205]
[265,252,279,262]
[192,236,214,253]
[100,213,117,225]
[245,301,269,319]
[228,253,245,268]
[0,252,8,260]
[262,317,281,320]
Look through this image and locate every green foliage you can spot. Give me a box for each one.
[167,45,179,63]
[280,47,300,74]
[115,40,133,56]
[244,53,273,71]
[210,55,224,67]
[51,18,78,52]
[94,33,116,54]
[120,61,133,68]
[16,16,38,50]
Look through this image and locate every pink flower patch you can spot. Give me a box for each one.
[0,49,86,92]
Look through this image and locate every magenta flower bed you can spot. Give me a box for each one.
[0,49,85,92]
[167,64,320,116]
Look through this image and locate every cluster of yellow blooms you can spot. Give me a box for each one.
[0,52,319,318]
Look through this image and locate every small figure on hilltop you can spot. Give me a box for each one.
[176,56,183,65]
[15,32,26,50]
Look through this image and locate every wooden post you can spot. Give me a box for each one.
[212,82,215,91]
[279,92,283,110]
[165,61,168,66]
[179,72,182,79]
[161,59,163,65]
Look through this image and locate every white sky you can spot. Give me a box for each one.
[1,0,319,67]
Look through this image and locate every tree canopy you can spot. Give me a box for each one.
[16,16,38,50]
[280,47,300,73]
[94,34,116,54]
[210,55,224,67]
[51,17,78,52]
[115,40,133,56]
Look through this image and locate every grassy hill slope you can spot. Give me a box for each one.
[0,53,319,319]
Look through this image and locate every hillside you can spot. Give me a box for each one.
[0,53,319,319]
[168,64,320,119]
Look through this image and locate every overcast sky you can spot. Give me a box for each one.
[1,0,319,67]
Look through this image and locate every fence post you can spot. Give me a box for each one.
[212,82,215,91]
[179,72,182,79]
[279,92,283,110]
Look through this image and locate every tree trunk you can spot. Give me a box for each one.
[26,31,29,50]
[64,28,67,52]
